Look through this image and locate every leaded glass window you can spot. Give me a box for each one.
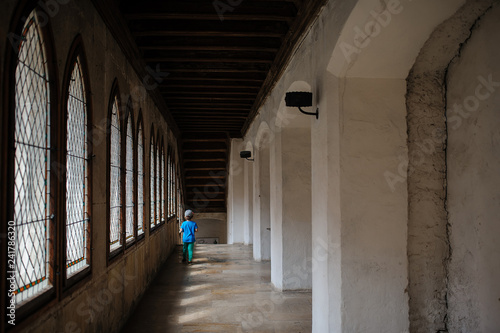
[109,97,122,252]
[169,151,176,218]
[13,11,52,305]
[125,115,134,243]
[156,138,161,224]
[137,121,144,236]
[65,56,90,277]
[161,145,165,223]
[168,148,174,218]
[150,135,156,228]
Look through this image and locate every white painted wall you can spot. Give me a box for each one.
[446,5,500,331]
[281,127,312,290]
[270,129,284,289]
[311,72,342,333]
[193,213,227,244]
[253,148,262,259]
[227,139,245,244]
[253,145,271,261]
[340,77,409,333]
[228,0,495,331]
[243,148,253,245]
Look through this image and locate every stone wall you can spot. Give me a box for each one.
[0,1,180,332]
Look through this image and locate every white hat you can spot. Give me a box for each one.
[185,209,194,218]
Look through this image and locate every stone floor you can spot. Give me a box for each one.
[121,244,312,332]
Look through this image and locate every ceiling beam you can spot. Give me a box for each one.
[167,96,255,101]
[185,174,227,178]
[144,57,274,63]
[138,45,279,52]
[133,31,285,38]
[183,138,228,142]
[163,77,264,83]
[184,149,227,153]
[125,13,293,22]
[170,106,250,111]
[160,84,259,89]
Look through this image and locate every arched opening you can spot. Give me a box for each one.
[317,0,471,331]
[405,2,499,331]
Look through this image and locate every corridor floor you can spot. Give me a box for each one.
[121,244,312,332]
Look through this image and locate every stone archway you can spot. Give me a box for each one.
[317,0,478,332]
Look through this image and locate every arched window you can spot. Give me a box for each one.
[9,11,55,305]
[156,135,161,224]
[65,52,91,278]
[167,147,174,218]
[125,107,134,244]
[12,10,53,306]
[150,130,156,229]
[137,116,145,237]
[178,176,183,220]
[173,159,177,218]
[161,142,165,223]
[168,148,176,219]
[109,93,122,253]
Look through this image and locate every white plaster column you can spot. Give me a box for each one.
[270,123,312,290]
[243,151,253,245]
[253,146,271,261]
[252,149,262,259]
[311,73,409,332]
[227,139,245,244]
[311,73,341,333]
[270,129,284,288]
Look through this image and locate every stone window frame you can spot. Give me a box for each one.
[107,80,124,260]
[149,125,157,231]
[61,35,93,289]
[124,100,135,246]
[136,111,146,240]
[3,6,60,322]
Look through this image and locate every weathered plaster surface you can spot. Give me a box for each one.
[446,4,500,331]
[406,1,494,332]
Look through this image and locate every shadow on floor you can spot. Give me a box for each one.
[121,244,311,333]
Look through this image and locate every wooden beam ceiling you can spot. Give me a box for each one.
[98,0,329,212]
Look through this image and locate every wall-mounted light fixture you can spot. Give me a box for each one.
[285,91,318,119]
[240,150,254,161]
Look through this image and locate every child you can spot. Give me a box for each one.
[179,210,198,264]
